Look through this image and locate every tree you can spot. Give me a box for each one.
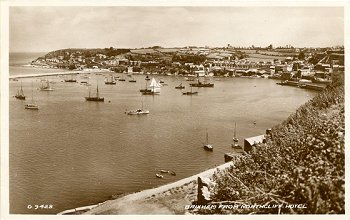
[68,64,76,70]
[298,51,305,60]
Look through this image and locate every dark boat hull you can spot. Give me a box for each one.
[182,92,198,95]
[85,97,104,102]
[15,95,26,100]
[140,89,152,92]
[190,83,214,87]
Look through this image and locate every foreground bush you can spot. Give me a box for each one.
[197,72,345,214]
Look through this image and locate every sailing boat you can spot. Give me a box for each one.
[39,80,54,91]
[85,83,104,102]
[105,75,116,85]
[142,77,161,95]
[231,122,241,149]
[175,82,185,89]
[182,85,198,95]
[140,76,151,93]
[118,75,126,81]
[203,129,213,151]
[15,81,26,100]
[25,81,38,110]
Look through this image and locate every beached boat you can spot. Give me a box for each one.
[142,77,161,95]
[155,174,163,178]
[105,76,116,85]
[118,77,126,82]
[175,83,185,89]
[85,84,104,102]
[203,130,213,151]
[15,81,26,100]
[39,80,54,91]
[25,82,38,110]
[190,78,214,87]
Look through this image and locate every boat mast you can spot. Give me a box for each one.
[96,84,99,98]
[234,122,237,140]
[20,81,24,95]
[206,129,209,145]
[31,81,34,102]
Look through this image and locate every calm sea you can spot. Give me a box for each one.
[9,52,317,214]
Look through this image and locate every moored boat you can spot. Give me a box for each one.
[232,122,242,149]
[190,78,214,87]
[175,83,185,89]
[182,86,198,95]
[142,77,161,95]
[126,109,150,115]
[25,81,38,110]
[155,174,163,178]
[203,130,213,151]
[64,75,77,82]
[85,84,104,102]
[15,81,26,100]
[105,76,116,85]
[39,80,54,91]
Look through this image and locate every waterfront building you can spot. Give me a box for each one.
[244,135,266,152]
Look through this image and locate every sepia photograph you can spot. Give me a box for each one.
[1,1,347,218]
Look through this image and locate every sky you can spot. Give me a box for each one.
[9,6,344,52]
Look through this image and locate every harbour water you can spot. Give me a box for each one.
[9,53,317,214]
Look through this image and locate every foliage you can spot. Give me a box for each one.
[172,54,206,65]
[196,72,345,214]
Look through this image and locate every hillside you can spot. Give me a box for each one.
[195,72,345,214]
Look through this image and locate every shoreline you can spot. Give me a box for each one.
[57,161,233,215]
[9,67,113,79]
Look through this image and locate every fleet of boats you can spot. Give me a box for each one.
[14,74,224,153]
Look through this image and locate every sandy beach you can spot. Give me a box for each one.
[59,162,234,215]
[9,67,113,79]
